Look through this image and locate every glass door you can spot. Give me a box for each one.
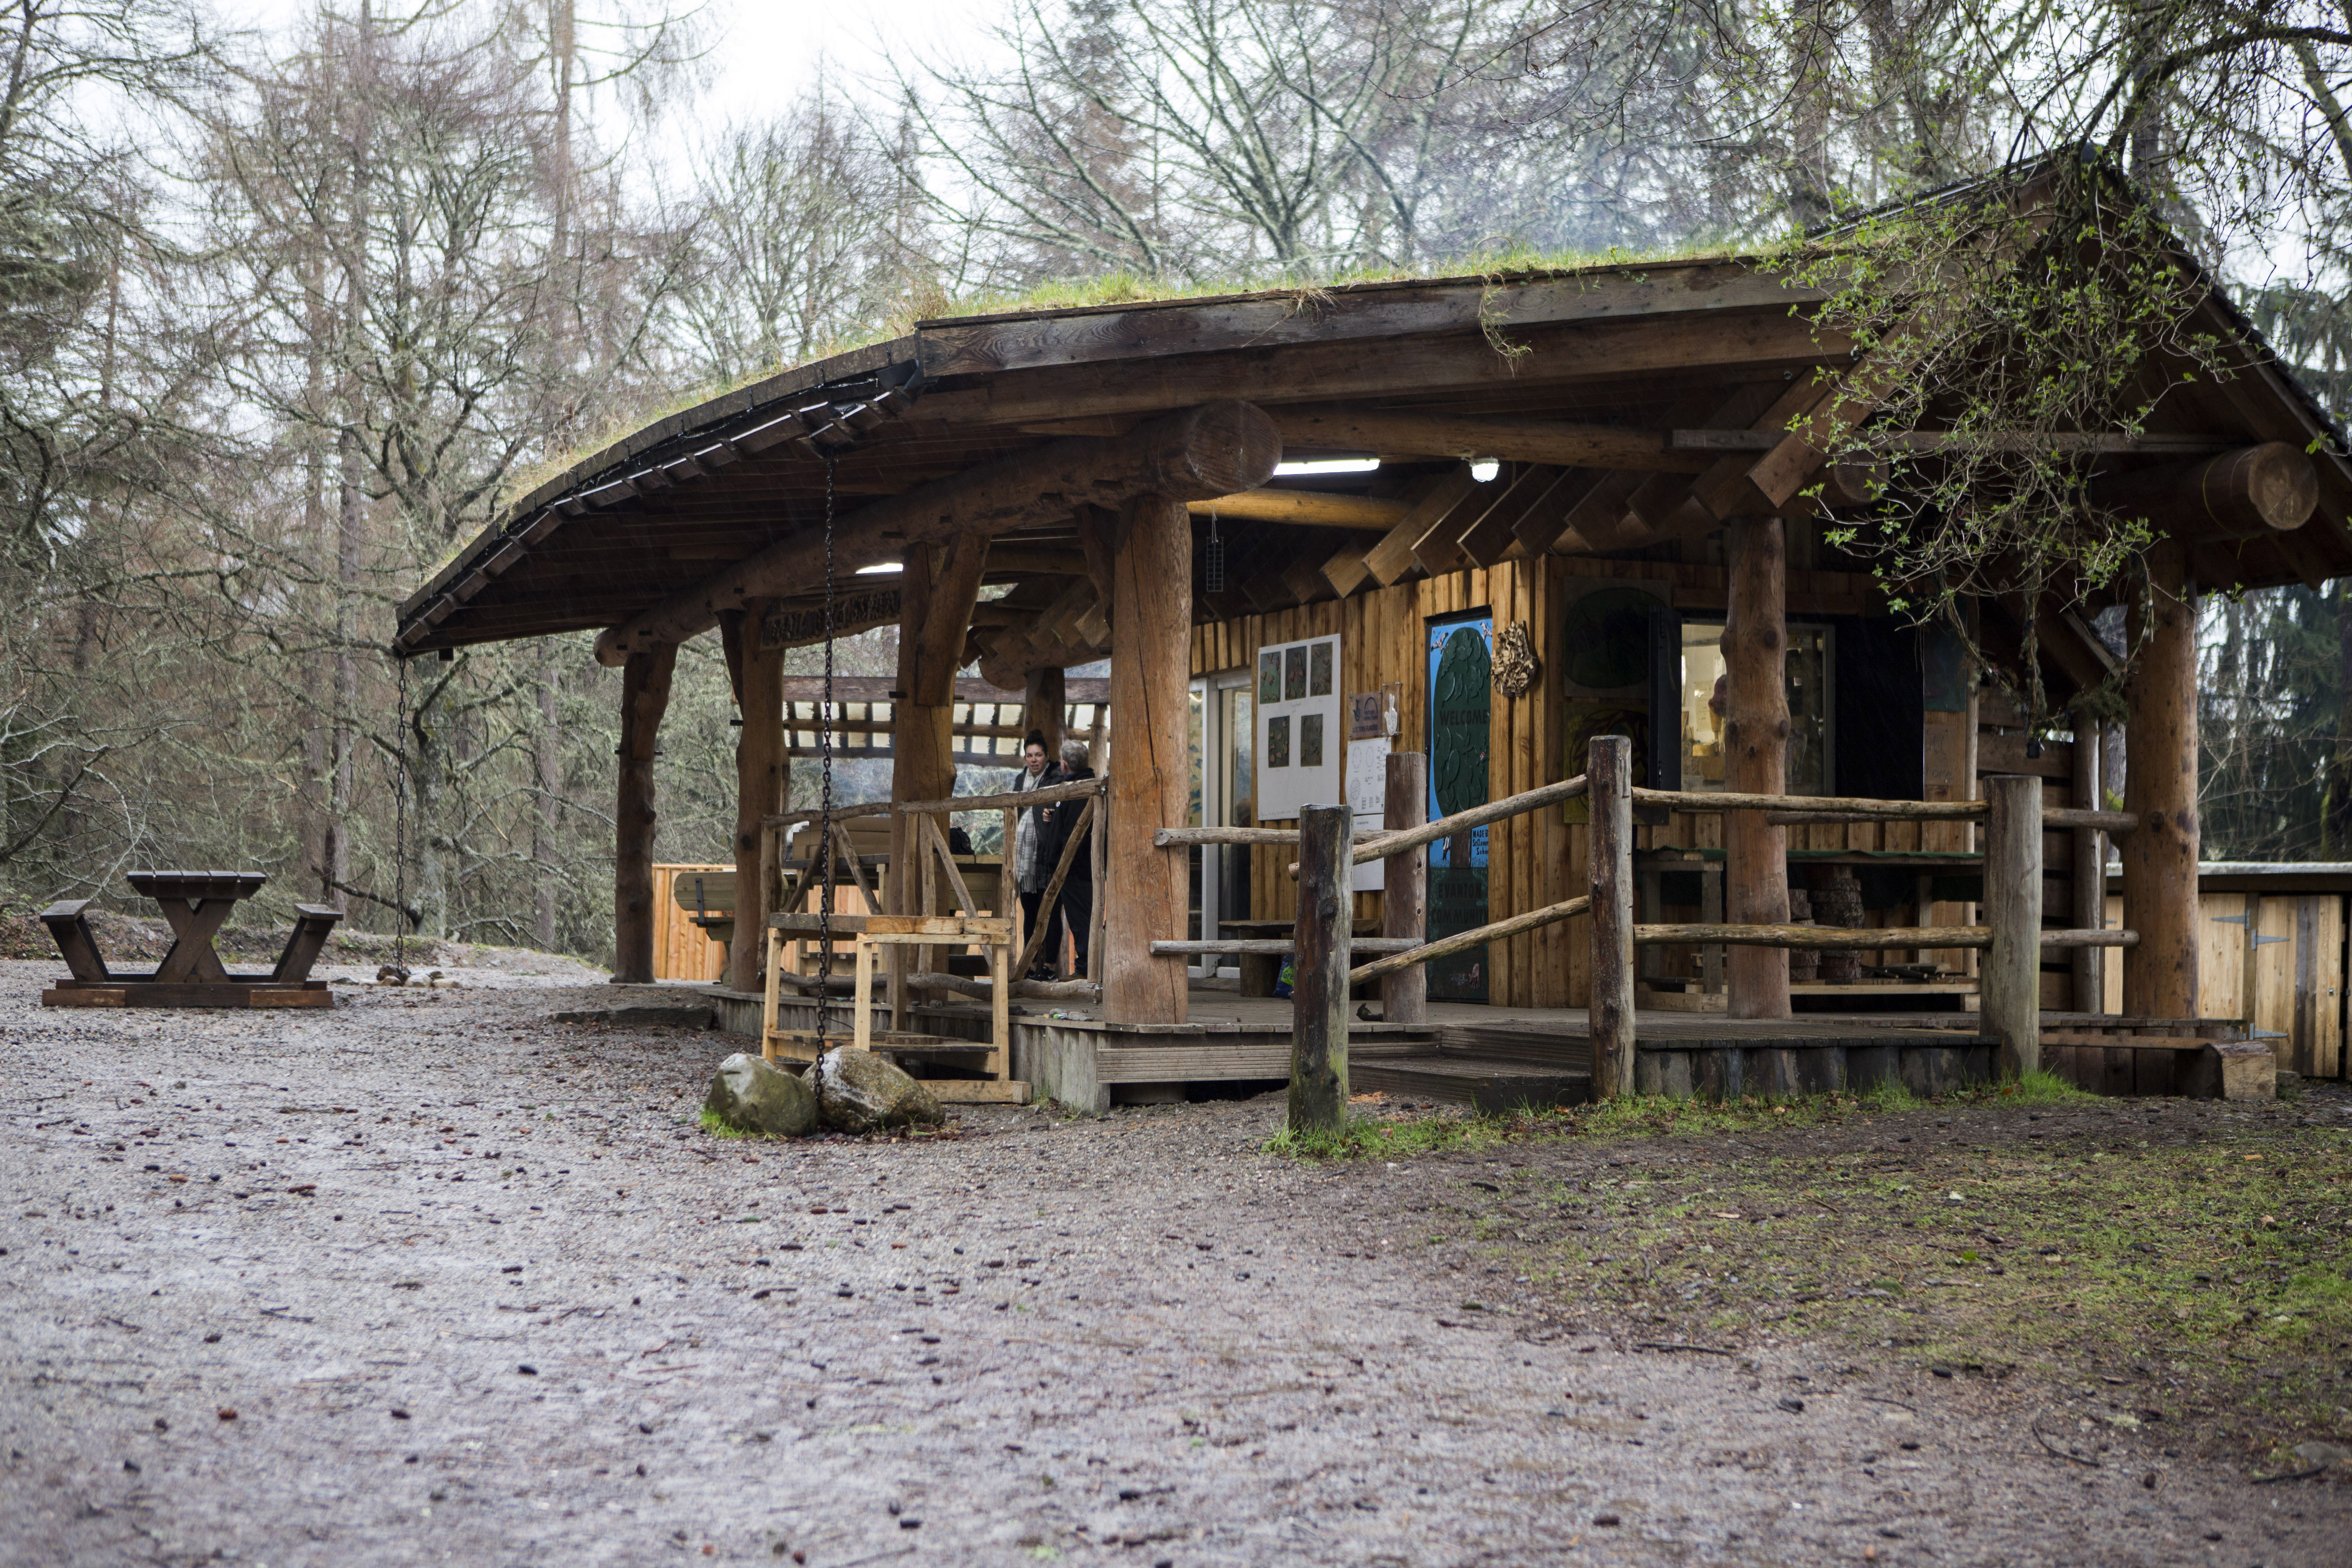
[1187,670,1255,980]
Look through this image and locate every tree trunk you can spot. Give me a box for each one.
[613,643,677,983]
[2122,543,2198,1017]
[730,606,784,993]
[1104,493,1192,1025]
[1025,665,1067,760]
[1723,517,1792,1018]
[2323,580,2352,856]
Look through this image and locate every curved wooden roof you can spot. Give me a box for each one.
[392,250,2352,661]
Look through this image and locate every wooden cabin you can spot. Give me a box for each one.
[392,213,2352,1102]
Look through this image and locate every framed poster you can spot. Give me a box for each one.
[1256,634,1341,821]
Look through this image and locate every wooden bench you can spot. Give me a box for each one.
[670,869,737,947]
[41,872,342,1009]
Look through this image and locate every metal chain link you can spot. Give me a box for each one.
[393,656,410,982]
[815,452,837,1043]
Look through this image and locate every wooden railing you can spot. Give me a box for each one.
[1584,735,2140,1096]
[759,774,1110,1015]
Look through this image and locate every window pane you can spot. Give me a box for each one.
[1679,621,1833,794]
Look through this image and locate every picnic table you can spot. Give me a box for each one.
[40,871,342,1009]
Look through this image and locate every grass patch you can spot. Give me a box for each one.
[1399,1098,2352,1467]
[698,1108,763,1140]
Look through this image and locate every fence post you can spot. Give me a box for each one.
[1381,751,1428,1027]
[1289,803,1353,1134]
[1588,735,1636,1098]
[1984,772,2044,1079]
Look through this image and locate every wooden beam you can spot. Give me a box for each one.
[1723,518,1792,1018]
[1024,666,1067,759]
[1455,464,1559,566]
[1411,469,1506,575]
[728,606,785,992]
[595,401,1280,664]
[2122,540,2199,1017]
[2092,443,2319,539]
[1186,490,1410,530]
[916,264,1827,379]
[1271,406,1708,472]
[1319,542,1373,597]
[913,310,1846,430]
[612,642,677,984]
[1104,492,1192,1025]
[1364,466,1479,585]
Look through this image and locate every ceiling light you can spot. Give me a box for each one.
[855,561,902,575]
[1272,457,1381,477]
[1469,459,1500,482]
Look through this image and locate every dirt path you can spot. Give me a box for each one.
[2,959,2343,1566]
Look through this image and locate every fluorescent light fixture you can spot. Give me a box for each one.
[1272,457,1380,477]
[1469,459,1500,482]
[855,561,902,575]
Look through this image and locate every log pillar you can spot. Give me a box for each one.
[2123,541,2199,1018]
[1104,492,1192,1025]
[1723,517,1792,1019]
[1587,735,1636,1098]
[889,539,989,1024]
[612,641,677,984]
[1381,751,1429,1026]
[1288,803,1352,1132]
[1025,666,1067,760]
[727,605,784,993]
[1983,772,2044,1078]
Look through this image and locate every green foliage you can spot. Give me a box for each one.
[1789,162,2228,731]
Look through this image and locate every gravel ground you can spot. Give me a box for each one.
[2,957,2345,1567]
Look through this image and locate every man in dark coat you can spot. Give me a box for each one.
[1036,739,1096,979]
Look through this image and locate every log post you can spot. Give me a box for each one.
[1104,493,1193,1024]
[1983,772,2044,1078]
[728,604,784,993]
[2123,542,2199,1018]
[1723,517,1792,1018]
[1381,751,1429,1025]
[1288,802,1352,1133]
[1588,734,1636,1098]
[883,537,989,1026]
[612,641,677,984]
[1025,666,1067,760]
[2071,716,2105,1014]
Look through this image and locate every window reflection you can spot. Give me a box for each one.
[1679,620,1833,794]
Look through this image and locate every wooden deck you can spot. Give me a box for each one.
[707,981,2000,1111]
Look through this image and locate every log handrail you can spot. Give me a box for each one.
[1150,937,1419,956]
[1274,775,1590,875]
[762,775,1105,829]
[1629,924,2140,950]
[1348,895,1590,985]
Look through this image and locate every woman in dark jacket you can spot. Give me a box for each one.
[1036,740,1096,979]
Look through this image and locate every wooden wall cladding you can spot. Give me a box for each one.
[1188,555,1886,1010]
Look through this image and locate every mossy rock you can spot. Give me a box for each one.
[813,1048,944,1134]
[705,1052,818,1137]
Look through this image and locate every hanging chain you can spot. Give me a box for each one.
[392,656,410,982]
[815,452,838,1042]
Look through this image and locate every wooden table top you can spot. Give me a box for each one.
[126,871,267,901]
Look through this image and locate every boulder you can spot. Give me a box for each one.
[813,1048,944,1134]
[704,1052,817,1137]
